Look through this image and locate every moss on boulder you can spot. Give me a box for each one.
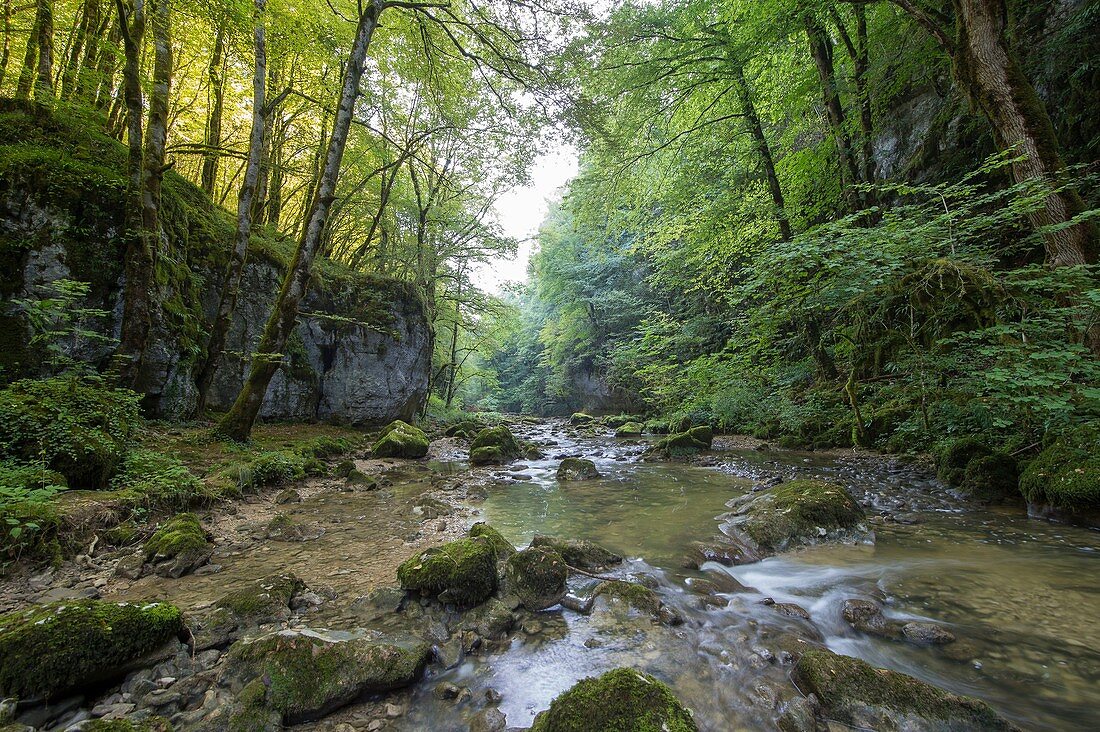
[469,426,522,465]
[397,537,498,606]
[530,535,622,570]
[468,522,516,558]
[216,573,305,624]
[793,650,1017,731]
[223,628,431,726]
[0,599,182,699]
[960,453,1019,503]
[530,668,697,732]
[936,437,993,487]
[569,413,596,425]
[730,479,867,556]
[1019,425,1100,517]
[556,458,601,481]
[371,420,429,459]
[84,718,173,732]
[505,547,568,611]
[143,512,213,578]
[615,422,643,437]
[654,425,713,455]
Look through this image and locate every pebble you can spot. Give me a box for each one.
[384,703,404,718]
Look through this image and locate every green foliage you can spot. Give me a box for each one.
[1019,424,1100,510]
[12,279,113,375]
[0,460,64,562]
[531,668,697,732]
[111,449,211,514]
[0,376,141,488]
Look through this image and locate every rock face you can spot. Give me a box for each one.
[0,600,183,700]
[222,628,430,726]
[793,650,1018,731]
[531,668,697,732]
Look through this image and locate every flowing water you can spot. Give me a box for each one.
[116,420,1100,730]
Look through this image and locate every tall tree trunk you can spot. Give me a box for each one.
[267,112,285,227]
[141,0,170,249]
[60,0,94,98]
[91,15,119,107]
[804,15,861,207]
[113,0,148,386]
[76,0,108,99]
[0,0,13,89]
[33,0,52,101]
[949,0,1095,266]
[200,24,225,196]
[215,1,382,442]
[194,0,267,417]
[733,64,792,242]
[15,1,40,99]
[853,5,874,182]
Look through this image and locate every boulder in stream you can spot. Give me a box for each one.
[556,458,601,481]
[530,535,622,570]
[842,599,955,646]
[468,522,516,558]
[653,426,713,455]
[505,547,568,611]
[593,580,682,626]
[189,573,306,650]
[615,422,644,437]
[397,537,499,607]
[222,628,430,727]
[724,479,869,558]
[371,420,430,459]
[793,649,1018,731]
[142,512,213,578]
[0,600,183,700]
[530,667,697,732]
[469,426,523,465]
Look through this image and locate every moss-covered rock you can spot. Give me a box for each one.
[728,479,868,557]
[505,547,568,611]
[594,580,662,615]
[397,537,498,606]
[445,420,483,439]
[216,573,305,624]
[143,512,213,578]
[556,457,601,481]
[223,628,431,726]
[83,718,173,731]
[654,425,714,455]
[960,453,1019,503]
[1019,425,1100,519]
[530,535,622,570]
[468,522,516,558]
[371,420,429,459]
[936,437,993,487]
[615,422,644,437]
[569,413,596,425]
[469,426,522,465]
[530,668,697,732]
[0,599,182,699]
[0,376,141,488]
[793,650,1017,731]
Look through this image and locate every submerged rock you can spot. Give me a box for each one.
[682,538,760,569]
[469,426,523,465]
[530,667,697,731]
[142,513,213,579]
[556,458,601,481]
[0,600,183,700]
[222,628,430,726]
[724,479,869,559]
[265,513,323,541]
[530,535,622,570]
[842,599,955,646]
[593,580,682,626]
[793,650,1018,731]
[397,537,499,606]
[505,547,568,611]
[372,420,430,459]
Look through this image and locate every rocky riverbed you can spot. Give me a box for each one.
[2,417,1098,731]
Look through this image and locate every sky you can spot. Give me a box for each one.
[471,145,579,294]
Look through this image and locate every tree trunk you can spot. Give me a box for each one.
[76,0,109,100]
[804,15,861,206]
[61,0,95,98]
[15,1,40,99]
[267,110,285,228]
[91,14,119,107]
[0,0,13,89]
[141,0,170,247]
[33,0,52,101]
[853,6,875,182]
[949,0,1095,266]
[733,64,792,242]
[194,0,267,416]
[200,25,226,196]
[114,0,148,386]
[215,1,382,441]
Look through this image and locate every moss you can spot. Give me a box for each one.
[469,426,522,465]
[0,377,141,489]
[740,479,865,552]
[793,650,1015,730]
[594,580,662,615]
[215,573,305,624]
[960,453,1020,502]
[644,420,670,434]
[654,425,713,455]
[335,459,356,478]
[1019,425,1100,510]
[556,458,600,480]
[83,718,173,732]
[372,420,429,459]
[570,413,596,425]
[225,630,431,725]
[531,668,697,732]
[396,537,498,607]
[0,599,182,699]
[615,422,644,437]
[936,437,993,487]
[143,512,211,562]
[468,522,516,558]
[506,547,568,611]
[531,535,622,570]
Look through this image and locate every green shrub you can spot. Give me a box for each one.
[111,449,212,513]
[248,451,308,486]
[0,376,141,488]
[0,460,65,562]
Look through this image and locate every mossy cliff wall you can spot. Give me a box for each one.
[0,101,430,423]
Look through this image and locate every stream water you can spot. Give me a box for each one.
[116,419,1100,730]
